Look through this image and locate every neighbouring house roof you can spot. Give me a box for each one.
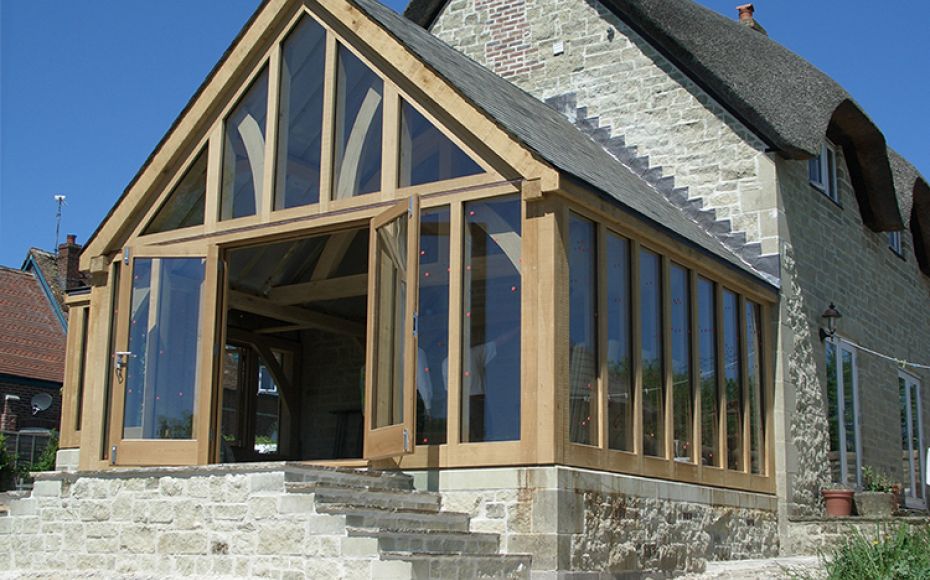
[22,248,67,327]
[352,0,777,286]
[404,0,904,232]
[0,267,67,384]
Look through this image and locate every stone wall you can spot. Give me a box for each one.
[776,150,930,516]
[411,466,779,576]
[0,466,403,579]
[785,516,930,556]
[430,0,777,255]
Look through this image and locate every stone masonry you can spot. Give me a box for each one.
[430,0,778,257]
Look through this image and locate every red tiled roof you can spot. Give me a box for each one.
[0,266,66,383]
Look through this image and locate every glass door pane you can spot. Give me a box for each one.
[365,199,419,459]
[123,258,206,439]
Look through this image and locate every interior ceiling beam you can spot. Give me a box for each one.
[227,290,364,337]
[310,231,356,281]
[267,273,368,305]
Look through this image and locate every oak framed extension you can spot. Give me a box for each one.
[60,0,777,494]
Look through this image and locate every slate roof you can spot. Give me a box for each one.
[352,0,776,286]
[0,267,67,384]
[405,0,904,231]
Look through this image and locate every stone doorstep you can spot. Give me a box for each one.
[381,552,532,579]
[288,482,443,512]
[286,468,414,492]
[348,527,501,555]
[338,507,472,532]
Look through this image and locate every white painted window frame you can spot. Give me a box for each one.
[828,337,862,488]
[810,141,839,204]
[899,371,926,507]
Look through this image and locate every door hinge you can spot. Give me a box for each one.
[110,446,118,465]
[408,197,415,218]
[122,247,131,265]
[412,312,419,338]
[403,428,410,452]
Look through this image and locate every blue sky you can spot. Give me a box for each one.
[1,1,927,267]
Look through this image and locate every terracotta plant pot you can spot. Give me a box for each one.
[822,488,855,517]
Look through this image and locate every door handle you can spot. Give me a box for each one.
[114,351,134,383]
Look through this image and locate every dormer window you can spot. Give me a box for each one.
[888,230,903,256]
[809,141,839,204]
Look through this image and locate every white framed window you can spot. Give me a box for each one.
[888,230,903,256]
[825,338,861,487]
[899,372,925,507]
[809,141,839,204]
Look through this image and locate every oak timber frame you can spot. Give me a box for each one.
[60,0,777,493]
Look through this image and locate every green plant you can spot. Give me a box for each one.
[30,430,59,472]
[815,525,930,579]
[0,433,15,491]
[862,466,896,493]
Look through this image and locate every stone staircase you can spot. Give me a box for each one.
[545,93,779,281]
[283,466,531,579]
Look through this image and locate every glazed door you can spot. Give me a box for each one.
[363,198,420,459]
[108,246,220,465]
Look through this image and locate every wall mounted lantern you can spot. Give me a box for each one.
[819,303,841,342]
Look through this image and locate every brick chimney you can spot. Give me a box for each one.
[57,234,83,291]
[736,4,767,35]
[0,395,19,432]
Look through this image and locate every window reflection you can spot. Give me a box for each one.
[123,258,205,439]
[640,249,663,457]
[144,148,207,235]
[333,45,382,200]
[698,277,718,467]
[746,301,764,474]
[607,234,633,452]
[416,207,451,445]
[670,263,692,462]
[723,290,742,471]
[372,212,408,428]
[399,101,483,187]
[221,68,269,220]
[275,16,326,210]
[462,196,521,442]
[569,214,597,446]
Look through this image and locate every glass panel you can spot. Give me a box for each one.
[723,290,742,471]
[275,16,326,210]
[808,157,821,185]
[372,213,408,429]
[221,68,269,220]
[568,214,597,446]
[333,45,383,200]
[640,249,663,457]
[607,233,633,452]
[826,340,841,482]
[698,277,718,466]
[842,348,857,484]
[900,376,912,496]
[746,301,764,474]
[826,146,837,198]
[221,345,245,447]
[123,258,205,439]
[75,307,90,431]
[461,196,521,442]
[911,383,924,499]
[416,207,451,445]
[670,264,692,462]
[399,101,483,187]
[144,148,207,234]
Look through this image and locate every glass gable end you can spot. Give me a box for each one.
[399,101,483,188]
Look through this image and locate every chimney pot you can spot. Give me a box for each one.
[57,235,84,291]
[737,3,755,22]
[66,234,76,245]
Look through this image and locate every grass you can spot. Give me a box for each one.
[792,525,930,580]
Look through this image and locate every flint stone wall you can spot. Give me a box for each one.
[412,466,779,577]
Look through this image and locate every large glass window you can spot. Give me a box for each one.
[275,16,326,210]
[144,148,207,235]
[698,277,718,467]
[670,263,692,462]
[723,290,742,471]
[123,258,206,439]
[416,207,451,445]
[333,45,383,200]
[461,196,521,442]
[221,67,270,220]
[568,214,597,446]
[640,249,663,457]
[826,339,860,486]
[607,233,633,452]
[372,212,408,429]
[399,101,483,188]
[899,373,925,503]
[746,301,764,474]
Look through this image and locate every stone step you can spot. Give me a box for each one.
[382,552,532,579]
[335,507,471,533]
[287,482,442,513]
[284,465,413,492]
[350,528,500,555]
